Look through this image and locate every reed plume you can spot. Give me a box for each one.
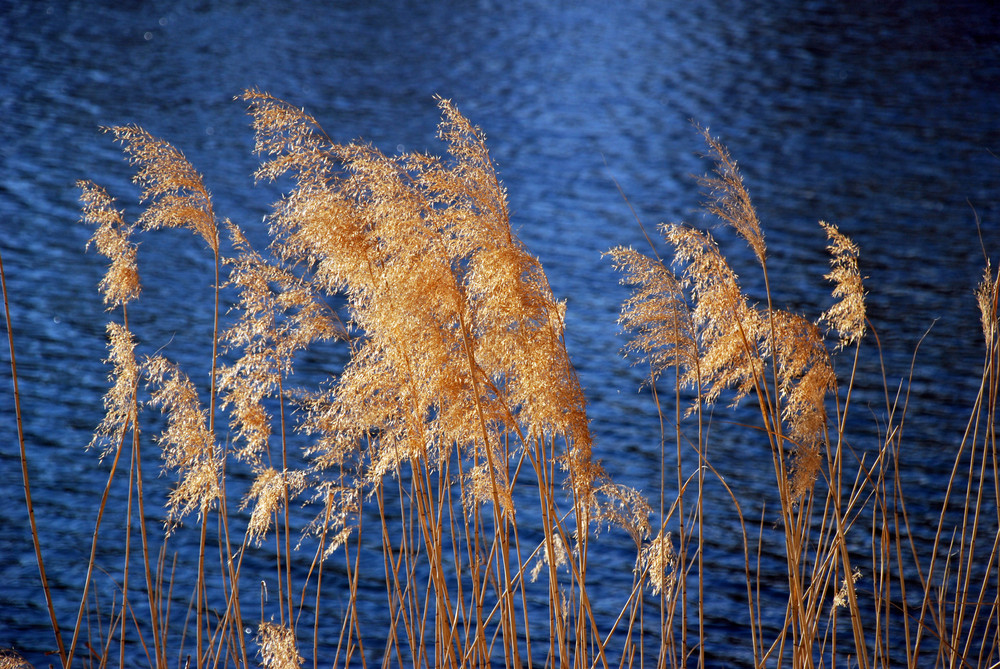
[664,223,767,408]
[78,180,141,308]
[107,124,219,252]
[637,529,677,598]
[78,182,142,457]
[143,354,220,527]
[242,88,600,506]
[613,136,867,499]
[256,622,303,669]
[86,322,139,459]
[696,126,765,264]
[820,220,867,349]
[976,261,997,343]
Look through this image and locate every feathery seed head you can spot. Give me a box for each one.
[819,221,866,349]
[594,482,653,545]
[832,568,863,610]
[88,322,140,459]
[256,622,303,669]
[107,125,218,252]
[976,261,998,346]
[242,467,307,545]
[612,148,847,501]
[78,180,141,307]
[696,127,766,265]
[144,355,220,527]
[0,649,32,669]
[767,311,835,460]
[250,91,595,497]
[530,531,569,583]
[666,223,766,407]
[608,245,697,381]
[219,221,344,463]
[639,529,677,597]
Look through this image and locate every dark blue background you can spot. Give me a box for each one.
[2,0,999,665]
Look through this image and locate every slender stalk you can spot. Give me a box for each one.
[128,343,166,669]
[120,428,136,669]
[68,415,129,668]
[277,374,295,631]
[1,248,68,666]
[196,241,224,669]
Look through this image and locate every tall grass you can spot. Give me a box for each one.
[4,92,998,668]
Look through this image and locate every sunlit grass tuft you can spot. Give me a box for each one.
[2,93,997,669]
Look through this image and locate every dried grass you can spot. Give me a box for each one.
[4,93,997,669]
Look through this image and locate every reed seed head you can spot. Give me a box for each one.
[242,467,307,546]
[219,221,343,464]
[639,529,677,598]
[0,650,31,669]
[256,622,303,669]
[244,89,597,508]
[611,145,857,501]
[608,245,698,382]
[696,127,766,265]
[88,321,139,459]
[666,223,766,408]
[78,180,141,308]
[976,261,998,346]
[107,124,219,252]
[144,354,220,527]
[820,221,867,349]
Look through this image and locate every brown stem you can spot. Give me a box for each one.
[1,248,68,666]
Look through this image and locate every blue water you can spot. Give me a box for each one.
[2,0,999,666]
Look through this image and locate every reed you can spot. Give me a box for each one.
[3,92,997,668]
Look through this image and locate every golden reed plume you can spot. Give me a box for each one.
[609,130,866,500]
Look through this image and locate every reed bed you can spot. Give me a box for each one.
[3,91,998,668]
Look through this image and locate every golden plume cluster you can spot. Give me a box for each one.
[609,128,867,501]
[51,88,998,669]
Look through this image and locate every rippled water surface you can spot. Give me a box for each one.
[2,0,999,665]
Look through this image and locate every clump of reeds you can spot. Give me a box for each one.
[4,94,997,669]
[608,127,999,667]
[14,89,654,669]
[609,127,869,665]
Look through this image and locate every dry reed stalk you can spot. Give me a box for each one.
[908,262,1000,665]
[106,122,231,667]
[2,249,69,667]
[610,129,873,668]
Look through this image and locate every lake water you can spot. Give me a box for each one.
[2,0,999,666]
